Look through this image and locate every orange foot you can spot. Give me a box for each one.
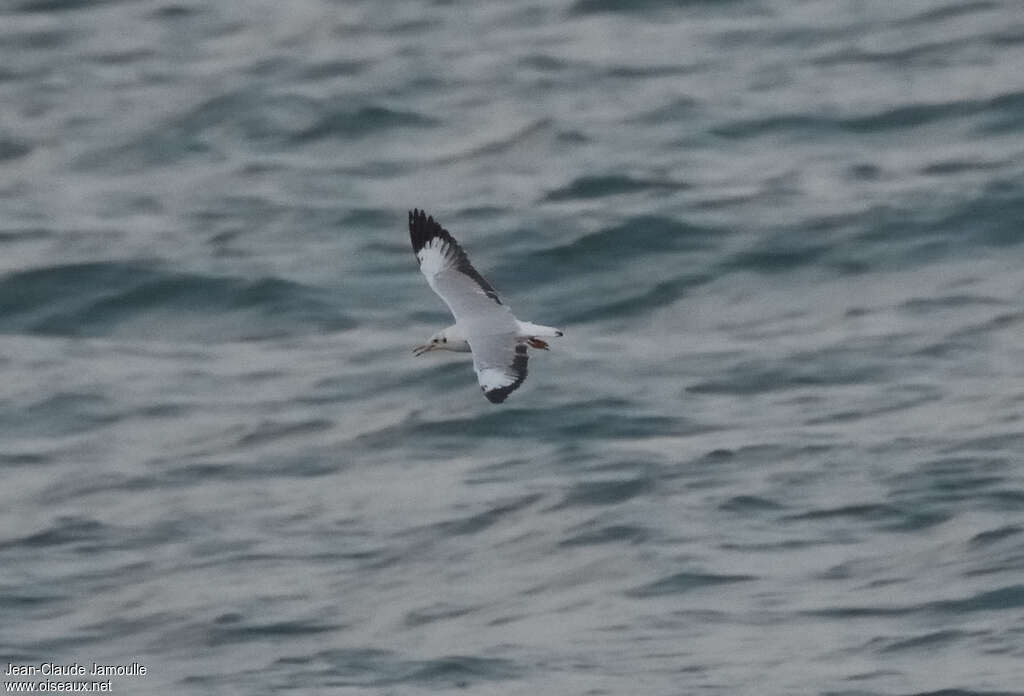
[527,338,550,350]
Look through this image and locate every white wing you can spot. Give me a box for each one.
[409,209,514,327]
[409,209,528,403]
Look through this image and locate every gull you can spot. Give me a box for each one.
[409,209,563,403]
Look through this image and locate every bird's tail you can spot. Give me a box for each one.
[517,321,564,338]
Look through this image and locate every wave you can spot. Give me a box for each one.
[711,91,1024,139]
[75,90,438,173]
[0,261,354,341]
[543,174,689,201]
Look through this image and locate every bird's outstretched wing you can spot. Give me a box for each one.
[409,207,520,327]
[469,336,529,403]
[409,209,512,324]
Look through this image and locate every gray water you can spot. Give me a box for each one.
[2,1,1024,694]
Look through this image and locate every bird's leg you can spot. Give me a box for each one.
[527,338,549,350]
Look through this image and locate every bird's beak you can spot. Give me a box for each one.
[413,344,432,356]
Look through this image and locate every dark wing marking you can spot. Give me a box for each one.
[474,341,529,404]
[409,208,502,305]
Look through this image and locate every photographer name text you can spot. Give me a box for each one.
[5,664,146,678]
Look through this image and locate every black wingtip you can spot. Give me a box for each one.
[409,208,447,255]
[482,387,509,404]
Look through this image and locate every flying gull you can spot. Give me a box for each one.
[409,209,563,403]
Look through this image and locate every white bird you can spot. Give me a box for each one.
[409,209,563,403]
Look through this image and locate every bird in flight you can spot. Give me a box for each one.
[409,209,563,403]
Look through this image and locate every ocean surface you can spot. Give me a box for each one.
[2,0,1024,694]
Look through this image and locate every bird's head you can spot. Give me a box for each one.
[413,330,448,356]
